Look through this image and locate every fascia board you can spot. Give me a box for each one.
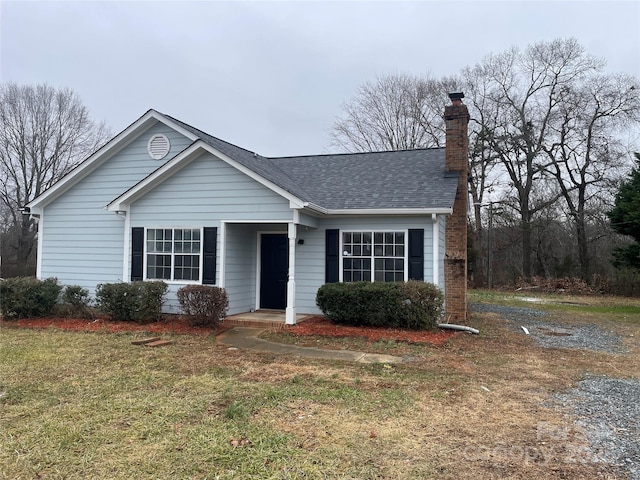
[106,143,204,211]
[27,110,198,210]
[305,207,453,216]
[107,141,306,211]
[202,144,306,206]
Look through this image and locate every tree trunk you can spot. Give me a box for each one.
[521,214,532,280]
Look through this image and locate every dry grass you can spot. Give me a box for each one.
[1,293,639,479]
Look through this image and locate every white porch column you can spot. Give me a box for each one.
[432,214,440,286]
[285,222,297,324]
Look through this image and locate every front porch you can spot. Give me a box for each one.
[221,216,319,324]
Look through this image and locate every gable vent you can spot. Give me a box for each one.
[147,134,170,160]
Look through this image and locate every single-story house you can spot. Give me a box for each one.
[26,93,470,324]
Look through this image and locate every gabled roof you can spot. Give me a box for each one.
[162,115,458,213]
[26,109,199,213]
[31,109,459,215]
[271,149,455,210]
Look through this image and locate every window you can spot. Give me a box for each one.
[146,228,201,281]
[342,231,406,282]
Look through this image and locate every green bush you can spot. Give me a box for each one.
[177,285,229,327]
[57,285,94,318]
[316,280,443,330]
[0,277,62,319]
[95,281,167,323]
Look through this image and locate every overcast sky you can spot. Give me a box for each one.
[2,0,639,157]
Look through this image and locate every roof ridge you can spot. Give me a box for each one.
[269,146,445,160]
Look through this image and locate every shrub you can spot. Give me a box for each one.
[316,280,443,330]
[0,277,62,319]
[398,281,444,329]
[57,285,94,318]
[177,285,229,326]
[95,281,167,323]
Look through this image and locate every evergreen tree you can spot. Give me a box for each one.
[608,153,640,269]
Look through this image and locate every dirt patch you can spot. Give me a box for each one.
[283,316,454,346]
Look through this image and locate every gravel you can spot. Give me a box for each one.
[556,377,640,480]
[471,302,638,479]
[469,303,626,353]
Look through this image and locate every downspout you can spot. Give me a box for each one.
[121,210,130,282]
[437,323,479,335]
[432,213,439,286]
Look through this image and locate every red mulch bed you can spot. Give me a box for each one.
[0,316,219,336]
[285,316,454,347]
[1,315,454,346]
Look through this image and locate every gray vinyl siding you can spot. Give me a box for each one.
[38,123,192,296]
[129,154,293,313]
[224,224,258,315]
[130,152,293,225]
[294,215,435,314]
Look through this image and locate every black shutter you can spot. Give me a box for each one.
[408,229,424,281]
[203,227,217,285]
[325,229,339,283]
[131,227,144,281]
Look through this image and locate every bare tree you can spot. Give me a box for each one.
[462,38,604,280]
[543,74,640,279]
[330,74,455,152]
[0,83,111,276]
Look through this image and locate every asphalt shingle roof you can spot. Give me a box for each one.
[166,114,458,211]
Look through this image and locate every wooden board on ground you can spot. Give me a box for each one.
[144,340,174,347]
[131,337,162,345]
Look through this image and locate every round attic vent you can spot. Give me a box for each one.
[147,134,170,160]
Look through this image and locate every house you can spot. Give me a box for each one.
[26,93,470,324]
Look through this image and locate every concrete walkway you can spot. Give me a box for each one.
[217,327,407,364]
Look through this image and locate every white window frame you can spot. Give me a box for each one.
[339,229,409,282]
[143,227,203,284]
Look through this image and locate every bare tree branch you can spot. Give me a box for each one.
[0,83,111,276]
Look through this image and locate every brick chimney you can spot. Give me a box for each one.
[444,92,469,322]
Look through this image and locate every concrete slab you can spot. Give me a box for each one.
[216,327,405,364]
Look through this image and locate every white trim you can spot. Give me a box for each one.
[121,208,131,281]
[143,226,204,284]
[27,110,198,212]
[338,229,409,283]
[255,230,287,311]
[302,205,453,216]
[212,219,290,224]
[286,222,297,325]
[432,214,439,286]
[35,215,43,279]
[107,141,306,211]
[218,222,226,289]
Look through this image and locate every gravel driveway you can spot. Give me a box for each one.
[471,303,638,479]
[470,303,626,353]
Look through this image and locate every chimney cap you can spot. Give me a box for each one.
[448,92,465,101]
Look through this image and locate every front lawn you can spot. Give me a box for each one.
[1,292,639,479]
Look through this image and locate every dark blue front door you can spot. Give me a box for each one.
[260,234,288,309]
